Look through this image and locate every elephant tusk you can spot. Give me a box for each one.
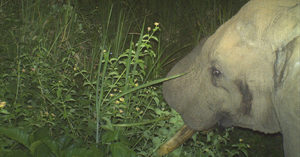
[157,125,196,156]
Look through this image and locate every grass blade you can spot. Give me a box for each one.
[0,127,30,148]
[106,73,185,105]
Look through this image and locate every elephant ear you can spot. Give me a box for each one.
[273,36,300,157]
[270,2,300,156]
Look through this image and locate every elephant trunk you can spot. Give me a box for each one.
[157,125,196,156]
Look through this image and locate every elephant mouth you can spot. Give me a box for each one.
[216,111,234,127]
[157,112,234,156]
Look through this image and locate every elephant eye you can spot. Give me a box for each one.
[211,67,222,77]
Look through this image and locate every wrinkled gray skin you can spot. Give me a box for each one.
[163,0,300,156]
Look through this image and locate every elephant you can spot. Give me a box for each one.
[160,0,300,156]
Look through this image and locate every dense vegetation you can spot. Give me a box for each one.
[0,0,283,156]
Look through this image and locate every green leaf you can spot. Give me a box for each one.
[108,71,120,76]
[0,150,31,157]
[240,148,248,157]
[42,139,59,156]
[101,117,114,131]
[102,130,118,144]
[57,135,74,150]
[65,94,75,102]
[88,146,105,157]
[31,141,56,157]
[109,58,118,62]
[79,70,88,73]
[63,148,90,157]
[110,142,136,157]
[57,88,62,98]
[158,128,169,136]
[151,36,158,42]
[152,137,161,147]
[153,97,159,105]
[63,147,104,157]
[83,81,95,86]
[0,127,30,148]
[30,127,50,142]
[0,109,10,114]
[29,140,43,154]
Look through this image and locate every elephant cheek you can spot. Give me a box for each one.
[163,71,217,130]
[163,80,216,130]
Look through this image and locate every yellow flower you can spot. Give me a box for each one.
[239,138,243,142]
[113,89,118,92]
[51,113,56,117]
[119,109,124,113]
[119,97,125,102]
[27,105,33,109]
[110,93,114,97]
[134,78,138,82]
[44,111,49,116]
[135,107,140,111]
[22,69,26,73]
[0,101,6,108]
[115,100,120,104]
[135,83,139,87]
[147,27,151,31]
[103,49,107,53]
[73,67,77,71]
[247,144,251,148]
[154,22,159,26]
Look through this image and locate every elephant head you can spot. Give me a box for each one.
[161,0,300,156]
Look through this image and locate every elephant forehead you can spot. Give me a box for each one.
[205,0,300,57]
[212,47,260,68]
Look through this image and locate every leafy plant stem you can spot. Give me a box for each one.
[132,20,145,73]
[95,52,104,144]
